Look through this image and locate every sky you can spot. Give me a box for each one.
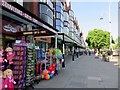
[71,1,118,41]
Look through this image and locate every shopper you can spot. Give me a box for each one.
[89,50,91,56]
[76,48,79,58]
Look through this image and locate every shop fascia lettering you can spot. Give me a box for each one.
[2,0,43,27]
[2,0,22,16]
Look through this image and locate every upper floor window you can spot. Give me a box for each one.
[14,0,23,6]
[56,12,61,19]
[56,1,61,6]
[39,0,47,2]
[61,14,64,22]
[64,21,68,27]
[47,0,53,10]
[61,8,64,15]
[69,10,74,17]
[39,4,53,19]
[56,19,61,26]
[56,25,61,32]
[56,6,61,12]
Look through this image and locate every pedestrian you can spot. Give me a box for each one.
[76,48,79,58]
[72,47,75,61]
[89,50,91,56]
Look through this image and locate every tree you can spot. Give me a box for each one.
[86,29,110,51]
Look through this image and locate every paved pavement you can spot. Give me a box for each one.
[33,54,118,88]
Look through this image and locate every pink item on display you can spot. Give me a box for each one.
[4,69,16,90]
[0,57,4,63]
[0,71,4,90]
[6,52,14,64]
[51,70,55,74]
[43,70,49,75]
[0,49,4,63]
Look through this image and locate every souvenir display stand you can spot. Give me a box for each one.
[40,48,63,80]
[55,49,63,73]
[40,51,54,80]
[13,41,27,89]
[25,43,35,88]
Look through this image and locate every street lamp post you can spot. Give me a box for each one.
[109,0,112,50]
[109,0,113,60]
[100,0,112,50]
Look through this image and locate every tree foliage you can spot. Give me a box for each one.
[86,29,110,49]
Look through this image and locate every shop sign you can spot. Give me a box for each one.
[2,20,22,34]
[1,0,56,33]
[35,38,51,43]
[5,36,16,40]
[23,31,46,35]
[3,24,18,33]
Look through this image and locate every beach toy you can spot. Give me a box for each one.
[43,70,48,75]
[49,74,54,78]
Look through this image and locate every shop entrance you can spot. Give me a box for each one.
[5,39,15,48]
[3,35,16,49]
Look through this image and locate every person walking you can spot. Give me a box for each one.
[76,48,79,58]
[89,50,91,56]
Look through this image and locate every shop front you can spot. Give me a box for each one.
[57,32,83,64]
[1,0,59,89]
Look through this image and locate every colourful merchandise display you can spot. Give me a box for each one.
[40,48,63,80]
[13,42,27,89]
[0,49,4,70]
[0,71,4,90]
[25,43,35,86]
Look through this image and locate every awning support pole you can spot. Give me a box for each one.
[72,46,74,61]
[62,34,65,68]
[55,33,58,49]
